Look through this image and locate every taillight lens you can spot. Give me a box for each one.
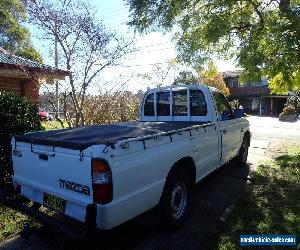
[91,159,112,204]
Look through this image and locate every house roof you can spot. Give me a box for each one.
[0,47,69,79]
[221,70,243,78]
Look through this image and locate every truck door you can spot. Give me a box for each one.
[188,89,219,177]
[212,92,241,165]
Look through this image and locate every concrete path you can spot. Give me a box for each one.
[1,116,299,250]
[247,115,300,169]
[248,139,271,168]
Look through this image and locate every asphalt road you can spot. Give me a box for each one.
[247,116,300,167]
[247,116,300,140]
[1,116,299,250]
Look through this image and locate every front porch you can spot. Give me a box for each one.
[235,95,288,116]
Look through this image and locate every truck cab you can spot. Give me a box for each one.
[141,85,248,165]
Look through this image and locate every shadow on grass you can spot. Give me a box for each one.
[214,148,300,250]
[276,154,300,169]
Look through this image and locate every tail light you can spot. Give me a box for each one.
[91,159,112,204]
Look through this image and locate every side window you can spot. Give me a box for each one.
[144,93,154,116]
[173,90,187,116]
[190,90,207,116]
[212,92,233,117]
[157,92,170,116]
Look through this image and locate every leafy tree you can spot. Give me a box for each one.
[173,70,198,85]
[83,91,141,125]
[172,64,229,95]
[127,0,300,93]
[199,63,230,96]
[0,0,41,62]
[268,71,300,94]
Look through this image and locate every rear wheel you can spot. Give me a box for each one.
[236,136,249,166]
[159,169,191,229]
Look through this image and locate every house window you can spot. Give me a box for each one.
[251,98,260,110]
[251,81,262,86]
[227,79,233,88]
[261,79,268,86]
[228,78,238,87]
[250,79,268,86]
[232,78,238,87]
[238,80,246,87]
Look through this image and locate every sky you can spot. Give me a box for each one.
[32,0,238,93]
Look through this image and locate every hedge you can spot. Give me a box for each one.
[0,92,42,192]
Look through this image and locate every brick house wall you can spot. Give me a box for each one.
[0,47,69,108]
[0,76,39,106]
[223,73,287,116]
[228,85,270,98]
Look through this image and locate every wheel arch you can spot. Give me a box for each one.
[166,156,196,186]
[244,130,251,145]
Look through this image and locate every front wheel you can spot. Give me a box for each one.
[159,169,191,229]
[236,137,249,166]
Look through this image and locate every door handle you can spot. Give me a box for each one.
[223,129,227,134]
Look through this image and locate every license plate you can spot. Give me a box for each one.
[43,193,66,213]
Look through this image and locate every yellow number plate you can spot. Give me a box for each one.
[43,193,66,213]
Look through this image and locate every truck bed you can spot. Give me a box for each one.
[15,121,209,150]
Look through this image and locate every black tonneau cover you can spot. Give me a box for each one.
[15,121,210,150]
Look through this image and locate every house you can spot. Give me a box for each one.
[222,70,288,116]
[0,48,69,106]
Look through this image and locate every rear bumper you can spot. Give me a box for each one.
[1,197,97,239]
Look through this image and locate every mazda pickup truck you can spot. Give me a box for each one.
[11,84,250,233]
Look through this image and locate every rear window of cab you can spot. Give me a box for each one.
[144,89,207,116]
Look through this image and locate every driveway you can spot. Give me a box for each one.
[1,116,299,250]
[247,115,300,140]
[247,116,300,167]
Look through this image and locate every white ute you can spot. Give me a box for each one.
[12,84,250,232]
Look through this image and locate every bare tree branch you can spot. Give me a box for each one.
[29,0,134,127]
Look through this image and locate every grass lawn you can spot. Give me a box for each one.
[0,204,32,242]
[215,145,300,250]
[42,120,68,130]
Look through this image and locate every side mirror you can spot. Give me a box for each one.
[221,112,231,121]
[234,109,244,118]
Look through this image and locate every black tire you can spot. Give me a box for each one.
[159,168,191,229]
[236,136,249,166]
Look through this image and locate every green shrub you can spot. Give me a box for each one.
[229,99,239,110]
[286,91,300,114]
[0,92,43,190]
[282,105,296,115]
